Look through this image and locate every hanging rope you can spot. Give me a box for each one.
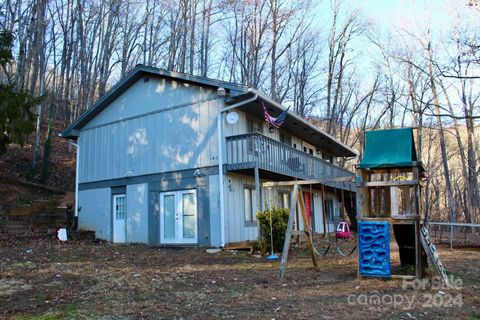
[312,183,330,256]
[335,185,357,257]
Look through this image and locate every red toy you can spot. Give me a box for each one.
[336,221,351,240]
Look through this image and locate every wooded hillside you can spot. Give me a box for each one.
[0,0,478,224]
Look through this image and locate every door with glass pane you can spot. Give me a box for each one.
[160,190,197,244]
[113,194,126,243]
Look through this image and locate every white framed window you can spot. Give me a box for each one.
[244,186,258,224]
[278,191,290,209]
[302,141,315,155]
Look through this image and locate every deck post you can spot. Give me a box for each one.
[254,165,262,212]
[413,167,423,279]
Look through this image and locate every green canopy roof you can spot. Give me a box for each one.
[358,128,417,169]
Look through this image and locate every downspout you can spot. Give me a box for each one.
[217,89,258,247]
[66,139,80,229]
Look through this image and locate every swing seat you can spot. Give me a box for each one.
[336,221,351,240]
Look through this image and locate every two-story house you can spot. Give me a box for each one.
[60,65,357,247]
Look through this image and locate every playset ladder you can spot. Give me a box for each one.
[420,226,450,287]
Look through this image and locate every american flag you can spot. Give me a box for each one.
[262,102,290,129]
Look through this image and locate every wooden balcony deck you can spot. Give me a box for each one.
[225,133,354,183]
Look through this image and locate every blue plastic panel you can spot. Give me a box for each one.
[358,221,391,278]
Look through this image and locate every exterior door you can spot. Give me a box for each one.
[113,194,126,243]
[160,190,197,244]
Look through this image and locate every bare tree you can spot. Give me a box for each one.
[31,0,48,177]
[324,0,365,136]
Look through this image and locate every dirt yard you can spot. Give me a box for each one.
[0,237,479,320]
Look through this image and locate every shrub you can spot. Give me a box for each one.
[256,207,289,253]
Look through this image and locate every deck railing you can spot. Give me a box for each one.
[225,133,353,180]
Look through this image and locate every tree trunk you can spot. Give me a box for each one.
[426,43,456,248]
[31,0,47,178]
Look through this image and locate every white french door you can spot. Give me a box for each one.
[113,194,126,243]
[160,189,197,244]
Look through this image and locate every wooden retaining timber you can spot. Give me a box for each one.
[68,230,96,241]
[0,200,73,236]
[223,241,255,253]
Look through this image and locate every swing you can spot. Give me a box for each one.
[311,183,331,256]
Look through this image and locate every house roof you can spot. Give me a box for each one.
[60,65,357,157]
[358,128,418,169]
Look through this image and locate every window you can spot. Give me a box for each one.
[114,195,126,220]
[325,199,335,222]
[247,117,262,153]
[244,186,258,223]
[247,117,262,133]
[278,191,290,209]
[280,132,292,146]
[303,146,313,155]
[323,152,333,163]
[302,141,315,155]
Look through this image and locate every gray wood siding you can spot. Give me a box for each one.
[313,192,324,233]
[208,175,221,247]
[126,183,149,243]
[78,188,112,241]
[223,173,259,243]
[223,109,278,139]
[222,172,291,244]
[77,76,349,184]
[84,78,218,129]
[78,93,222,183]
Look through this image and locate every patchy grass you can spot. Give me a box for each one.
[0,237,479,319]
[13,302,80,320]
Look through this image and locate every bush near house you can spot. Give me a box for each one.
[256,207,289,253]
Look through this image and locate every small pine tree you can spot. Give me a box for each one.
[0,31,39,155]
